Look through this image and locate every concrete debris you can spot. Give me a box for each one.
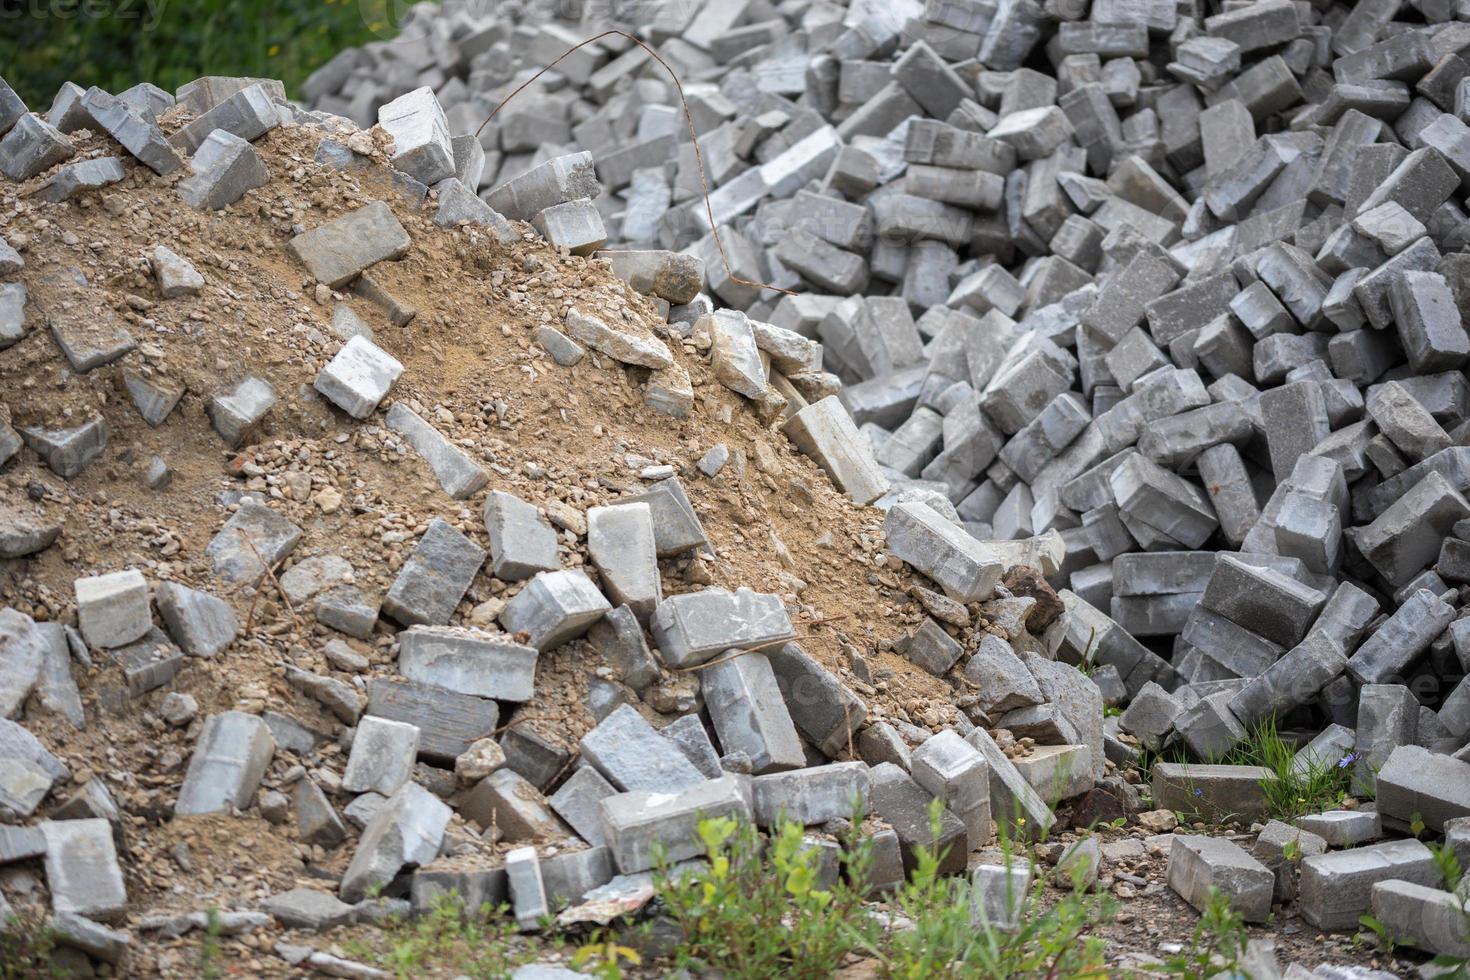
[178,130,269,209]
[12,0,1470,961]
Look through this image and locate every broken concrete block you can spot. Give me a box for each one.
[74,569,150,650]
[314,335,404,419]
[340,783,453,902]
[151,245,204,298]
[499,569,610,651]
[265,888,356,931]
[868,761,969,874]
[177,130,269,209]
[381,518,485,627]
[462,769,569,842]
[650,587,794,668]
[564,307,672,369]
[288,201,411,289]
[398,626,538,702]
[19,417,109,479]
[174,711,275,816]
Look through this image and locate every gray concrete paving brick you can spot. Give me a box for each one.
[1167,834,1274,923]
[155,581,239,659]
[343,716,420,797]
[649,586,794,668]
[883,500,1003,602]
[1346,588,1453,685]
[398,625,537,702]
[178,130,269,209]
[868,761,970,875]
[579,704,704,793]
[499,569,610,652]
[382,519,485,628]
[175,711,275,816]
[0,114,74,181]
[288,201,411,289]
[462,768,569,842]
[767,642,868,758]
[599,774,753,873]
[314,335,403,420]
[74,569,150,650]
[1369,879,1470,958]
[1374,744,1470,833]
[206,376,275,448]
[340,783,453,902]
[1199,554,1327,648]
[482,491,558,582]
[586,503,660,622]
[1152,762,1276,822]
[1299,838,1438,930]
[702,651,805,774]
[386,404,488,500]
[377,86,454,185]
[41,819,127,923]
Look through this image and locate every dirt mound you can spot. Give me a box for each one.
[0,109,971,959]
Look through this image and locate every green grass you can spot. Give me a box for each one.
[1223,719,1356,822]
[0,910,57,980]
[0,0,404,108]
[352,892,529,980]
[653,807,1250,979]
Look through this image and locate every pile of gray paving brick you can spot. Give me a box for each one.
[5,0,1470,971]
[309,0,1470,957]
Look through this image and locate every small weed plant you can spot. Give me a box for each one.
[1224,719,1356,822]
[654,814,877,979]
[0,910,57,980]
[355,892,528,980]
[1360,836,1470,972]
[655,803,1249,979]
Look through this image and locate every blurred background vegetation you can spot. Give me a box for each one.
[0,0,405,108]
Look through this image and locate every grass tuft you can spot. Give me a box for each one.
[1223,719,1355,822]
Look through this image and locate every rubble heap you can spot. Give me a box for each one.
[1,0,1470,970]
